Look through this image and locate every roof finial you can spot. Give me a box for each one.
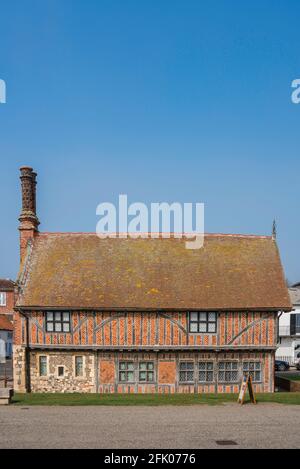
[272,219,277,240]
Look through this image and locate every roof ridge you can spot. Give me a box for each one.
[37,232,272,239]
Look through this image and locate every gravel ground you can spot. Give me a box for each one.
[0,403,299,449]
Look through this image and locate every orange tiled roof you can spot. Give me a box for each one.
[0,279,15,291]
[16,232,291,311]
[0,314,13,331]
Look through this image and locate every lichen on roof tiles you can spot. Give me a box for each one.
[16,233,291,310]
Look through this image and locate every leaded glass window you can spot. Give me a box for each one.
[179,362,194,382]
[199,361,214,382]
[218,361,239,382]
[243,361,261,382]
[39,356,47,376]
[75,356,84,377]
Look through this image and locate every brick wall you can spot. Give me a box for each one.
[16,311,278,348]
[0,290,15,315]
[15,350,275,393]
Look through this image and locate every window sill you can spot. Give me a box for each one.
[218,382,240,385]
[189,332,217,335]
[46,331,71,334]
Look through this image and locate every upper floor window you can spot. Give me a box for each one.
[0,292,6,306]
[46,311,70,333]
[296,315,300,334]
[189,312,217,333]
[290,313,300,335]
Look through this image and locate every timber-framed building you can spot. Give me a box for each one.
[14,167,291,393]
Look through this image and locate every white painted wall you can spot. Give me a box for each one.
[276,307,300,364]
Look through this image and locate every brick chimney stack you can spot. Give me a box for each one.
[19,166,40,263]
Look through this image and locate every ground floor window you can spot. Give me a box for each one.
[243,361,261,382]
[218,361,239,383]
[179,362,194,382]
[119,362,134,382]
[199,361,214,382]
[39,356,47,376]
[139,362,154,382]
[75,356,84,377]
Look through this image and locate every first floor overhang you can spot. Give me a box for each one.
[24,344,277,353]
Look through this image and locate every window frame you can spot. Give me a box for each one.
[296,314,300,334]
[138,361,155,383]
[39,355,48,377]
[188,312,217,334]
[74,355,84,378]
[198,361,214,383]
[45,311,71,333]
[0,292,7,307]
[119,361,135,383]
[242,361,262,383]
[57,365,65,378]
[179,361,195,383]
[218,361,239,383]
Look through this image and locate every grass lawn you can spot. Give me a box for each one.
[12,392,300,406]
[279,374,300,382]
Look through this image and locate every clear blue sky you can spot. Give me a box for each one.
[0,0,299,283]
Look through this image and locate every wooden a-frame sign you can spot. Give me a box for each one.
[238,374,256,405]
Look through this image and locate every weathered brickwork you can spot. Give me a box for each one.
[0,289,15,316]
[14,311,277,348]
[13,168,290,395]
[13,311,277,393]
[14,349,275,394]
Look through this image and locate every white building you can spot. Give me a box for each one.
[276,283,300,365]
[0,315,13,358]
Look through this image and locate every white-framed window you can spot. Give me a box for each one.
[0,292,7,306]
[218,361,239,383]
[75,356,84,377]
[199,361,214,382]
[189,312,217,333]
[243,361,261,382]
[39,355,48,377]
